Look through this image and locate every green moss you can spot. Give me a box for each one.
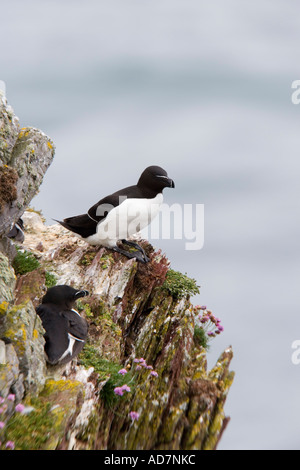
[79,345,134,408]
[77,300,93,318]
[45,271,57,288]
[162,269,200,300]
[78,251,97,266]
[4,399,62,450]
[12,248,40,275]
[77,297,119,331]
[194,325,210,350]
[99,253,114,269]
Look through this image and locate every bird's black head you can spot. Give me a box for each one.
[41,285,89,310]
[137,166,175,195]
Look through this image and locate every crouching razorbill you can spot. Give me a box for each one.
[36,285,89,365]
[7,218,25,243]
[56,165,175,263]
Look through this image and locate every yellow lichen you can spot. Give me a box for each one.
[0,301,9,315]
[33,329,39,339]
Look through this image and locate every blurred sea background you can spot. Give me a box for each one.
[1,0,300,450]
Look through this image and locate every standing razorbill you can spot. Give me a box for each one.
[36,285,89,365]
[56,166,175,263]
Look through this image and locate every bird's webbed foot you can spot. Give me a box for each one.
[113,240,149,263]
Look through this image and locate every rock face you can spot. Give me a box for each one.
[0,94,234,450]
[0,91,55,237]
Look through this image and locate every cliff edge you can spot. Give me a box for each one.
[0,93,234,450]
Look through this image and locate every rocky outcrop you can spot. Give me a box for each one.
[0,94,234,450]
[0,91,54,238]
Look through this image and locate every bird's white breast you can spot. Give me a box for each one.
[85,193,163,247]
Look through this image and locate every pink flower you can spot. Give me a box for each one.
[118,368,127,376]
[7,394,15,402]
[217,325,224,332]
[200,316,209,323]
[129,411,140,421]
[121,384,131,392]
[0,397,5,405]
[0,421,5,429]
[15,403,25,413]
[114,387,124,396]
[150,371,158,377]
[5,440,15,449]
[135,365,142,371]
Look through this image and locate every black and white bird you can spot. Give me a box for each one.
[7,218,25,243]
[36,285,89,366]
[56,165,175,263]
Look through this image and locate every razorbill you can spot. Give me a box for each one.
[36,285,89,366]
[56,165,175,263]
[7,218,25,243]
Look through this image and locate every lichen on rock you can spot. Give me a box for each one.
[0,93,55,238]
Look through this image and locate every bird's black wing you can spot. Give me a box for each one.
[61,309,88,341]
[87,185,144,223]
[87,193,123,223]
[57,185,144,237]
[57,213,97,238]
[36,304,69,365]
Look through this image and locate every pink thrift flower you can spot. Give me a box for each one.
[5,440,15,449]
[0,397,4,405]
[0,421,5,429]
[15,403,25,413]
[121,384,131,392]
[118,368,127,376]
[135,365,142,371]
[218,325,224,332]
[114,387,124,396]
[7,394,15,402]
[129,411,140,421]
[150,371,158,377]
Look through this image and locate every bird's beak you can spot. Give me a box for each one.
[167,178,175,188]
[74,290,89,299]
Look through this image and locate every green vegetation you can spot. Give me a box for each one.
[162,269,200,299]
[45,271,57,288]
[194,325,210,350]
[79,344,134,408]
[78,251,97,267]
[4,399,59,450]
[12,248,40,275]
